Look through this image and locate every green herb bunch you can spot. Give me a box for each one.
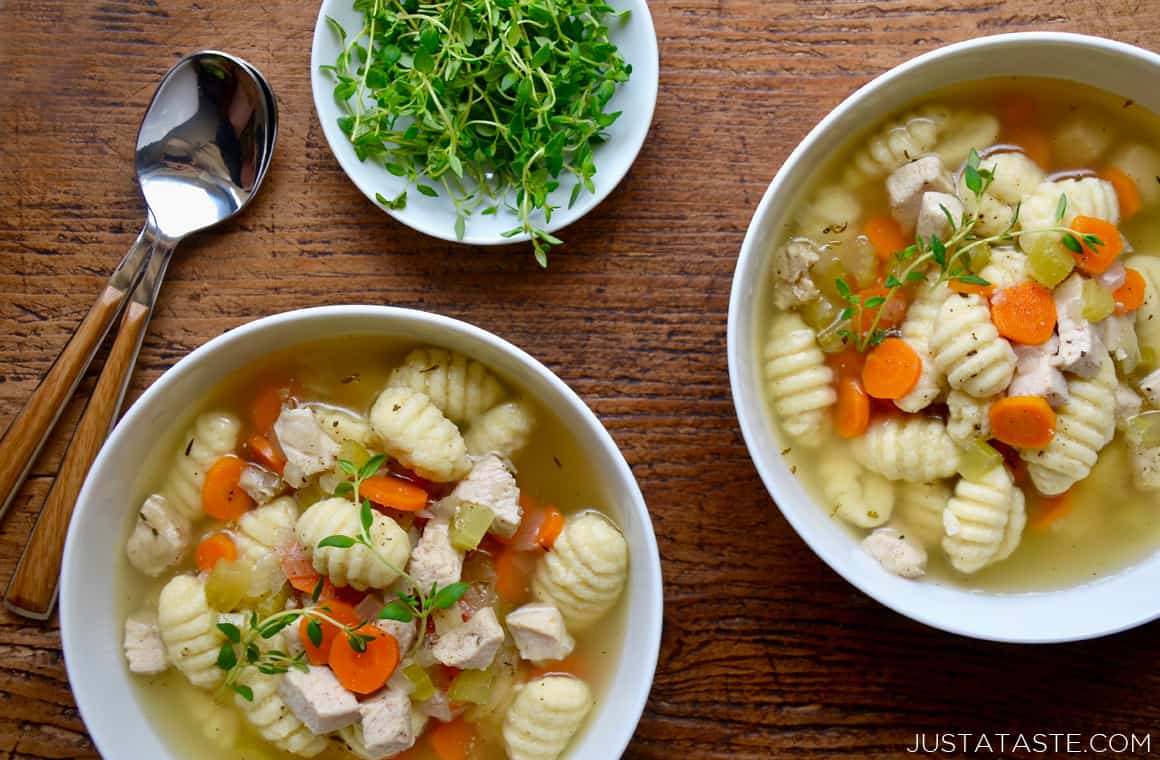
[215,453,468,698]
[324,0,632,266]
[829,148,1106,352]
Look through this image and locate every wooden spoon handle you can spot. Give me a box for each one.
[4,299,154,619]
[0,225,157,522]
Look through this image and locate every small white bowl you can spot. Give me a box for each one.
[728,32,1160,643]
[61,306,663,757]
[310,0,659,247]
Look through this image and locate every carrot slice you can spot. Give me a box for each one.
[494,548,536,605]
[1005,126,1050,168]
[989,396,1057,449]
[245,433,285,475]
[299,600,361,666]
[990,281,1057,345]
[1000,93,1038,129]
[428,717,477,760]
[251,385,287,435]
[281,542,321,594]
[826,347,864,379]
[1068,216,1123,275]
[861,338,922,400]
[530,652,588,680]
[1114,267,1147,314]
[1030,491,1072,530]
[195,533,237,573]
[855,287,909,334]
[328,623,399,695]
[536,508,566,550]
[949,279,995,298]
[864,216,907,262]
[834,377,870,438]
[359,475,429,512]
[202,456,255,521]
[1100,167,1141,220]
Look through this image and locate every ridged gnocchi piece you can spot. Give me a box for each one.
[844,105,951,184]
[370,386,470,482]
[762,313,836,447]
[796,184,862,242]
[978,245,1030,290]
[464,400,536,459]
[163,411,242,520]
[933,110,1000,169]
[1019,177,1120,254]
[502,675,594,760]
[1021,354,1117,496]
[180,687,241,751]
[820,447,894,528]
[942,464,1023,574]
[1109,143,1160,207]
[126,493,191,577]
[234,496,298,564]
[295,497,411,590]
[157,574,224,689]
[533,512,628,632]
[387,346,507,425]
[1128,255,1160,360]
[895,481,951,548]
[960,151,1043,236]
[852,416,961,483]
[946,389,994,446]
[930,293,1017,398]
[895,282,951,413]
[1051,115,1112,167]
[233,634,327,757]
[311,405,377,448]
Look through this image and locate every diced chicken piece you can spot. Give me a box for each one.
[861,526,927,579]
[407,520,464,593]
[1116,383,1144,433]
[448,455,522,538]
[1098,261,1127,291]
[1138,369,1160,408]
[238,463,283,505]
[417,692,459,723]
[123,611,168,674]
[1009,336,1069,408]
[273,407,341,488]
[365,688,415,757]
[887,156,954,232]
[505,603,576,663]
[126,493,191,577]
[1054,273,1106,378]
[915,192,963,244]
[377,619,418,654]
[771,238,821,310]
[1129,437,1160,491]
[432,607,504,670]
[1099,313,1141,374]
[279,665,362,734]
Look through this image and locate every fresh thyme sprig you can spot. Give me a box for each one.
[829,148,1106,352]
[323,0,632,266]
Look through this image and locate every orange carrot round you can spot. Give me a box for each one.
[855,287,909,334]
[530,652,588,681]
[246,434,286,474]
[1000,93,1038,129]
[281,543,322,594]
[834,377,870,438]
[202,456,255,521]
[428,717,477,760]
[359,475,429,512]
[299,600,361,666]
[1114,268,1147,314]
[864,216,907,262]
[329,623,399,695]
[250,385,287,435]
[949,279,995,298]
[195,533,237,573]
[989,396,1056,449]
[1005,126,1050,168]
[1068,216,1123,275]
[826,347,864,379]
[990,281,1057,345]
[1030,490,1072,530]
[494,548,536,605]
[1099,167,1141,220]
[536,508,566,550]
[861,338,922,400]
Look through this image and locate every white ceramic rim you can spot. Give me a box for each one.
[727,31,1160,644]
[61,305,663,757]
[309,0,660,246]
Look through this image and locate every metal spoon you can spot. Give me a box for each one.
[1,51,278,619]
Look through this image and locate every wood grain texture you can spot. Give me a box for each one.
[1,1,1159,758]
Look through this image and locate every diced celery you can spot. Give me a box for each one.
[957,439,1003,480]
[812,254,849,304]
[1082,279,1116,322]
[1126,411,1160,448]
[294,482,325,509]
[205,559,253,612]
[1027,238,1075,288]
[800,296,838,334]
[338,440,371,470]
[968,242,992,274]
[837,236,877,288]
[254,585,290,618]
[448,668,494,705]
[404,663,436,702]
[450,503,495,551]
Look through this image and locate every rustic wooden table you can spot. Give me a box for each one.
[2,1,1159,758]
